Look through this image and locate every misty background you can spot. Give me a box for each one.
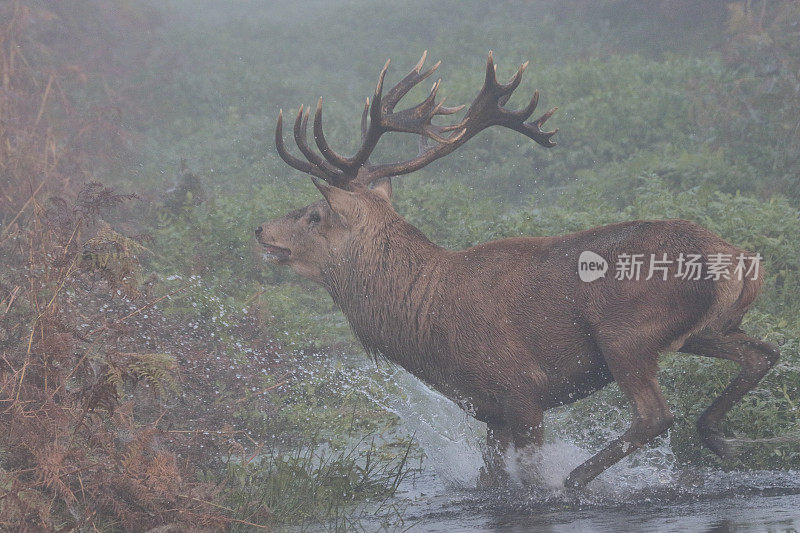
[1,1,799,530]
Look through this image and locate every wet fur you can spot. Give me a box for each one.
[259,189,778,488]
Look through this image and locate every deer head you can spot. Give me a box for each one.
[256,51,557,284]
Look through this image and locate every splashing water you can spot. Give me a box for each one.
[347,355,800,531]
[361,363,486,488]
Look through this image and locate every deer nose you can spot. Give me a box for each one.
[254,226,263,236]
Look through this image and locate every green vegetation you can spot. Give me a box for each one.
[4,0,800,529]
[224,434,416,530]
[132,0,800,489]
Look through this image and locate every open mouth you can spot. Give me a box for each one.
[262,244,291,262]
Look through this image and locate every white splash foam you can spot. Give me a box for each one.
[504,440,592,490]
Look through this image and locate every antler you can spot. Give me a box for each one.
[274,51,557,189]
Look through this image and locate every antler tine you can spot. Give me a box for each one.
[401,78,442,126]
[312,97,352,170]
[382,51,441,113]
[434,100,466,116]
[275,109,341,181]
[520,106,559,147]
[360,98,370,141]
[364,59,389,125]
[413,50,428,73]
[484,50,497,86]
[483,51,530,101]
[498,61,528,107]
[515,90,540,121]
[293,105,342,175]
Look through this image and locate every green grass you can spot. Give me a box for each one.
[97,0,800,524]
[224,434,417,531]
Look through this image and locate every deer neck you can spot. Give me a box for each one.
[323,217,446,369]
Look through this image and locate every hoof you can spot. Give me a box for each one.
[477,466,509,489]
[708,436,742,459]
[700,426,743,460]
[563,472,588,492]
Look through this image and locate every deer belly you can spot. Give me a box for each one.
[399,362,507,423]
[543,355,613,408]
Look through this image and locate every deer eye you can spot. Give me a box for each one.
[308,211,321,224]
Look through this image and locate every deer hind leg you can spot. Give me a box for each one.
[564,353,674,490]
[680,331,780,458]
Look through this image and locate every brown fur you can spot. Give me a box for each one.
[258,187,778,488]
[257,53,779,489]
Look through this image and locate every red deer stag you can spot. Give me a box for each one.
[257,52,780,489]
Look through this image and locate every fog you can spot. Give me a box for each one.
[2,1,799,530]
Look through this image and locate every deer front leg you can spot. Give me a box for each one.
[478,422,513,488]
[478,407,544,488]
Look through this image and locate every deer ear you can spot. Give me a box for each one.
[311,177,356,216]
[369,177,392,201]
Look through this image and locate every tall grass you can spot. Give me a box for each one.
[225,434,417,531]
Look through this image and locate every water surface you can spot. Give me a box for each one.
[355,361,800,532]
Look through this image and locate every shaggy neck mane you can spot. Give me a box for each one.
[323,213,446,372]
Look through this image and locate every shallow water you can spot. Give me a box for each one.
[383,469,800,532]
[353,360,800,532]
